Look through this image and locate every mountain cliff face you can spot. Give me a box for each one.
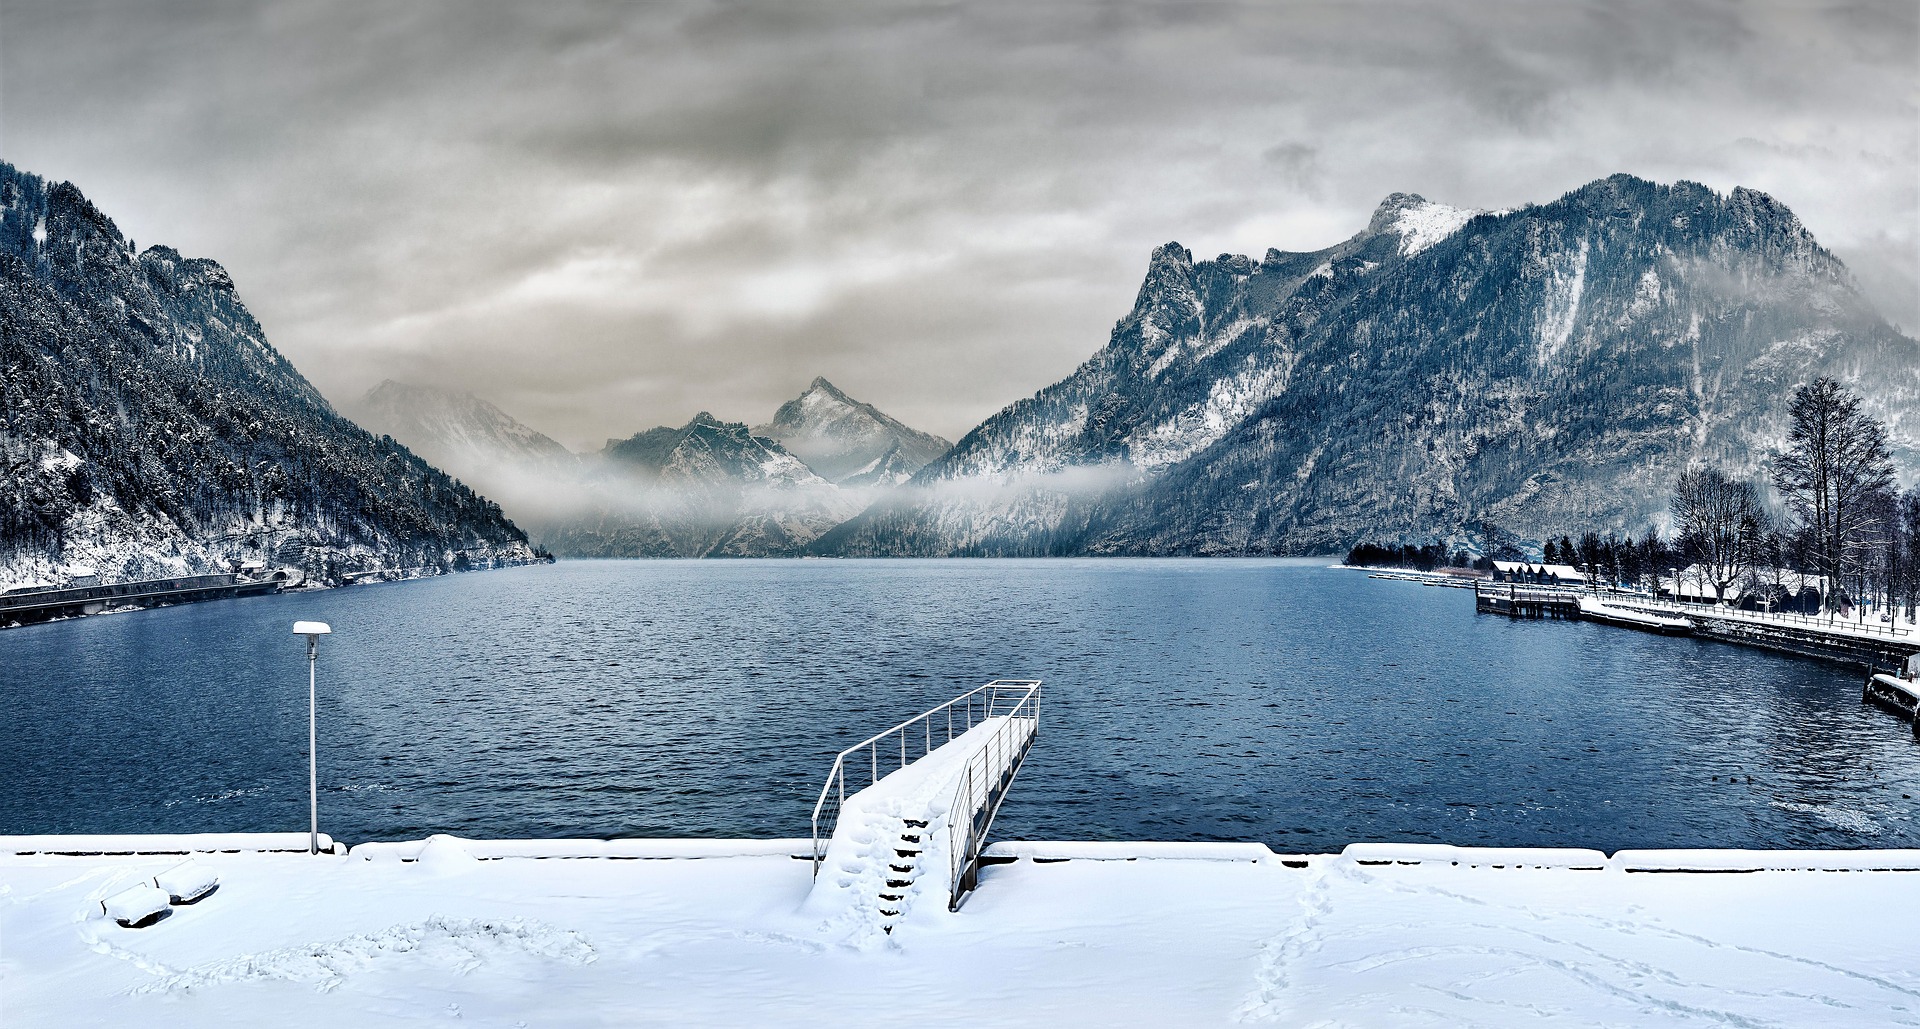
[542,413,863,557]
[820,174,1920,556]
[0,163,536,587]
[753,377,952,484]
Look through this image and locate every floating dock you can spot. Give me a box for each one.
[1575,596,1694,635]
[1473,582,1584,620]
[1864,671,1920,735]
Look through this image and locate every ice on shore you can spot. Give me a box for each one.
[5,839,1920,1027]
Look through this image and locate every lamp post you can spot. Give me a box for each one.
[293,621,332,855]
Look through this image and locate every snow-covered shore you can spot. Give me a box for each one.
[5,836,1919,1027]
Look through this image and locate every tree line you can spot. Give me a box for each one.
[1350,377,1912,618]
[1662,377,1904,615]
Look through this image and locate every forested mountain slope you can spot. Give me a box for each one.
[0,162,535,587]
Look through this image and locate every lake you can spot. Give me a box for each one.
[2,559,1915,851]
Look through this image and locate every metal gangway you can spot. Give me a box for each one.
[810,679,1042,913]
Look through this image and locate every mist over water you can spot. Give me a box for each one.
[3,559,1916,852]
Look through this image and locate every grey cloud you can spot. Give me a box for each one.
[1,0,1912,449]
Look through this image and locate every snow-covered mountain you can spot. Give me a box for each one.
[340,379,944,558]
[754,377,952,484]
[819,174,1920,556]
[544,413,862,557]
[351,380,576,471]
[345,380,585,542]
[0,162,537,588]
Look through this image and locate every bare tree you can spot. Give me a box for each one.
[1771,378,1897,614]
[1902,490,1920,620]
[1671,466,1767,603]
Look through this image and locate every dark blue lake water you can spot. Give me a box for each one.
[3,559,1916,851]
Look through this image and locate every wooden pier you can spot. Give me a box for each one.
[1473,584,1920,667]
[1474,583,1583,620]
[1476,582,1920,736]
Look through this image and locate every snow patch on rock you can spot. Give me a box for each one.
[1129,354,1296,470]
[1535,239,1590,365]
[1391,200,1478,256]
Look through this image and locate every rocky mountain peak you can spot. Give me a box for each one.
[1134,242,1197,299]
[1367,192,1480,256]
[754,378,952,483]
[1366,192,1432,234]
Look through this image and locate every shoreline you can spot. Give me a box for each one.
[10,831,1920,868]
[9,833,1917,1026]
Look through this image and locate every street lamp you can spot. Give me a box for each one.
[292,620,332,855]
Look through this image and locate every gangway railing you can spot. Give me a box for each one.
[944,682,1041,909]
[809,680,1043,902]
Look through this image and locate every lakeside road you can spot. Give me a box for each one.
[5,840,1919,1027]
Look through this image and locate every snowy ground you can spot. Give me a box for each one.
[5,838,1920,1027]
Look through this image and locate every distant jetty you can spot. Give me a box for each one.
[0,572,285,628]
[1471,580,1920,672]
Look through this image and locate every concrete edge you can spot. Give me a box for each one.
[0,832,338,856]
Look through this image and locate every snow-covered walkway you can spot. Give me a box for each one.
[804,715,1011,944]
[5,839,1920,1026]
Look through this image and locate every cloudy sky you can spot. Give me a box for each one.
[2,0,1914,448]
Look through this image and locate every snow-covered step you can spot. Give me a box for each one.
[805,712,1036,944]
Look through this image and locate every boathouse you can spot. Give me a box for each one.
[1663,565,1825,613]
[1490,561,1587,587]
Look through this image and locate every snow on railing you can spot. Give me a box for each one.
[809,680,1042,889]
[1632,597,1913,639]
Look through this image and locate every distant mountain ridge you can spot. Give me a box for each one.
[543,412,861,557]
[350,379,946,557]
[819,174,1920,556]
[352,380,576,471]
[754,377,952,484]
[0,162,536,588]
